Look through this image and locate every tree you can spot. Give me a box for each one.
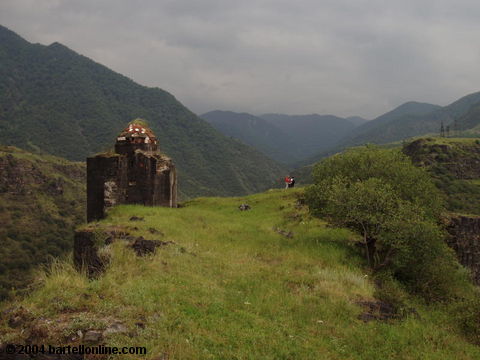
[305,146,465,300]
[306,146,444,219]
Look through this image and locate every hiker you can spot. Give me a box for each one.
[288,176,295,188]
[284,175,291,189]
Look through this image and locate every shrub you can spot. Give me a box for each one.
[305,146,469,301]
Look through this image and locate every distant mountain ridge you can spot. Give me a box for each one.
[346,116,368,126]
[201,111,297,164]
[0,25,286,198]
[337,95,480,148]
[202,111,365,165]
[261,113,361,164]
[301,95,480,167]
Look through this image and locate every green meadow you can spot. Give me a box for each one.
[2,189,479,359]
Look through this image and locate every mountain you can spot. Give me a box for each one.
[0,25,285,198]
[201,110,296,164]
[454,102,480,132]
[333,94,480,150]
[346,116,369,126]
[338,101,442,146]
[0,146,85,299]
[259,113,358,164]
[301,96,480,167]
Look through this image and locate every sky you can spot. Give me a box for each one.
[1,0,480,119]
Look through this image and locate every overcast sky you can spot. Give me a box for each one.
[1,0,480,119]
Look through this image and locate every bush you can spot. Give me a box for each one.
[305,146,469,301]
[456,295,480,344]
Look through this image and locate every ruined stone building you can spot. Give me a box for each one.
[87,121,177,222]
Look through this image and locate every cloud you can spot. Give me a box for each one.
[1,0,480,118]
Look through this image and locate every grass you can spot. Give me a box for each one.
[1,189,480,359]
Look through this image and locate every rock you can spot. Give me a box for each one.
[83,330,103,343]
[356,300,399,322]
[8,316,23,328]
[446,215,480,284]
[129,237,174,256]
[135,322,146,329]
[148,227,164,236]
[129,216,144,221]
[238,204,251,211]
[6,307,34,329]
[273,227,293,238]
[73,229,109,278]
[103,321,128,336]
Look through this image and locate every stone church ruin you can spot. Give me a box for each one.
[87,120,177,222]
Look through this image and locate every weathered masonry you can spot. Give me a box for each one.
[87,121,177,222]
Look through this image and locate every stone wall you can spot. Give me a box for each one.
[87,151,177,222]
[86,155,128,222]
[73,229,107,277]
[446,215,480,284]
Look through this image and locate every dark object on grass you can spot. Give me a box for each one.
[355,300,420,322]
[129,216,144,221]
[148,227,164,236]
[129,237,174,256]
[273,227,294,238]
[74,229,109,278]
[239,204,251,211]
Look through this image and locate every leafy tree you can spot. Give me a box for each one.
[306,146,467,300]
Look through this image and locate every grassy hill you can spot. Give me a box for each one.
[0,25,285,198]
[0,146,85,299]
[2,189,479,359]
[403,137,480,215]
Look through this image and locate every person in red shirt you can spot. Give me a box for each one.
[285,176,292,189]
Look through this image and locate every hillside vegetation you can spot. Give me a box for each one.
[403,137,480,215]
[202,111,362,166]
[2,189,480,359]
[260,113,359,164]
[0,146,85,299]
[0,25,285,198]
[303,95,480,167]
[201,111,296,165]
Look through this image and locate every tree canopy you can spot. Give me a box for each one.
[306,146,467,301]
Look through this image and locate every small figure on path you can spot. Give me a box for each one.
[288,176,296,188]
[284,175,296,189]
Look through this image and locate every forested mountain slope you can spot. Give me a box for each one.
[201,110,296,164]
[302,96,480,167]
[260,113,358,163]
[0,25,285,198]
[0,146,85,299]
[335,94,480,149]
